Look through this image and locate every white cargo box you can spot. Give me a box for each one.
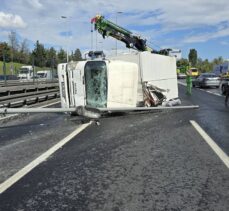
[109,51,178,100]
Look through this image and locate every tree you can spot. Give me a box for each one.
[57,48,67,63]
[73,48,82,61]
[0,42,11,62]
[188,49,198,67]
[19,39,30,64]
[176,58,189,68]
[212,56,224,66]
[32,40,47,67]
[46,47,57,68]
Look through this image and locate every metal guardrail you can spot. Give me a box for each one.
[0,83,59,95]
[0,83,60,108]
[0,92,60,108]
[0,79,58,87]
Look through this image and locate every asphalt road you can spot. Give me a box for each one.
[179,83,229,154]
[0,84,228,211]
[0,104,80,184]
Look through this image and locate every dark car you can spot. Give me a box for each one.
[192,73,220,88]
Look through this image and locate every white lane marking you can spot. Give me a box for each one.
[190,120,229,168]
[178,81,186,86]
[0,101,60,121]
[178,81,223,97]
[0,122,92,194]
[40,101,60,108]
[0,113,18,121]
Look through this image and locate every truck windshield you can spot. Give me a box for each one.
[37,73,46,78]
[19,68,29,74]
[84,61,107,108]
[191,69,197,72]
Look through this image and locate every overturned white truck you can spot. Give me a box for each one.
[0,51,198,118]
[58,51,178,110]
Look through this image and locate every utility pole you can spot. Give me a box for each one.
[61,16,71,63]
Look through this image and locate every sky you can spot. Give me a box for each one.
[0,0,229,60]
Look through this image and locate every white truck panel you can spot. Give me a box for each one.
[107,61,138,107]
[68,61,87,107]
[109,52,178,100]
[73,68,85,107]
[58,63,69,108]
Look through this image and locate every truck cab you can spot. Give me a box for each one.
[58,59,139,109]
[37,70,53,80]
[18,66,33,80]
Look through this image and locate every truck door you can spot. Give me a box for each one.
[84,61,107,108]
[68,69,75,107]
[73,69,85,107]
[57,63,70,108]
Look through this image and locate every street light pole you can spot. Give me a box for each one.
[115,11,123,56]
[61,16,70,63]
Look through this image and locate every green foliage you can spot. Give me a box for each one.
[19,39,30,64]
[212,56,224,66]
[0,61,42,75]
[188,49,198,66]
[196,58,213,73]
[0,31,84,71]
[46,47,57,68]
[73,48,83,61]
[57,48,67,63]
[32,40,47,67]
[176,58,190,73]
[0,61,23,75]
[0,42,11,62]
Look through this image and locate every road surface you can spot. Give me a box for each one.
[0,84,228,211]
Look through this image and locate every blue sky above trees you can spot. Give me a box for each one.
[0,0,229,60]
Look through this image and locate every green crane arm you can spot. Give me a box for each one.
[91,15,153,52]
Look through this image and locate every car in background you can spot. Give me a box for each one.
[177,72,186,79]
[192,73,220,88]
[190,68,199,78]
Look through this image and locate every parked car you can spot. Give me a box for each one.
[192,73,220,88]
[177,73,186,79]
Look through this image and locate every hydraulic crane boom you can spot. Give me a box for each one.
[91,15,154,52]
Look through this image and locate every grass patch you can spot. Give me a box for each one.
[0,61,49,75]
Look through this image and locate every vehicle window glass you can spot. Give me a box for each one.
[84,61,107,108]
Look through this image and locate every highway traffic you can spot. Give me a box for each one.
[0,83,228,210]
